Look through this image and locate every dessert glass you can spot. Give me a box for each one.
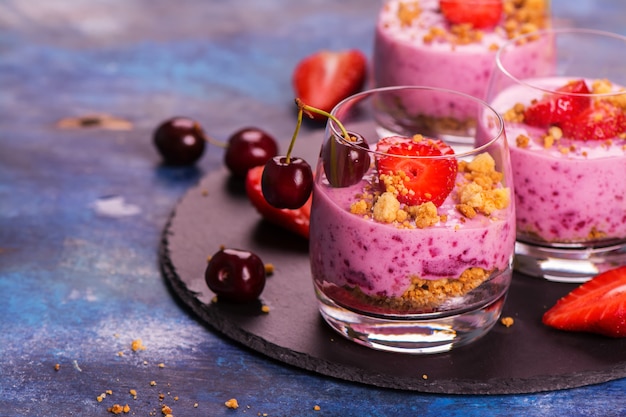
[309,86,516,354]
[485,28,626,282]
[373,0,551,121]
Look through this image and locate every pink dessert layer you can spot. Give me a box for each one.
[489,77,626,243]
[373,0,552,118]
[309,175,515,299]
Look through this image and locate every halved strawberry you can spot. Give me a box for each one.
[542,266,626,338]
[292,49,367,120]
[245,165,311,239]
[439,0,503,29]
[523,79,591,128]
[560,100,626,140]
[375,136,457,207]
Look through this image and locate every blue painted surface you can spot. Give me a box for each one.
[1,1,625,416]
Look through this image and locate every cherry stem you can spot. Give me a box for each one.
[204,135,227,148]
[295,98,352,143]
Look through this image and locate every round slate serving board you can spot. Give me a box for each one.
[159,167,626,395]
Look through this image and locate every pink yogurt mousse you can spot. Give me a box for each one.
[373,0,552,119]
[489,77,626,243]
[309,177,515,299]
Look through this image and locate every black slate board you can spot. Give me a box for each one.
[159,166,626,395]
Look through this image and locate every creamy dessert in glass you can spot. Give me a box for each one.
[310,86,515,354]
[373,0,551,125]
[485,28,626,282]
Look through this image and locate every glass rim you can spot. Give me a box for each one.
[495,27,626,99]
[328,85,505,160]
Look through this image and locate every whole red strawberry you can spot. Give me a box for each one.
[523,79,591,128]
[542,266,626,338]
[292,49,367,120]
[375,136,457,207]
[439,0,503,29]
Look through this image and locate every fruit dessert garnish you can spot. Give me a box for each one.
[439,0,503,29]
[245,165,311,239]
[260,98,369,209]
[224,127,279,177]
[375,136,457,207]
[205,247,267,303]
[522,79,591,128]
[153,117,279,176]
[292,49,367,121]
[542,266,626,338]
[512,78,626,141]
[154,117,207,166]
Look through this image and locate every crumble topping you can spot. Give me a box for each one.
[393,0,548,46]
[350,152,509,226]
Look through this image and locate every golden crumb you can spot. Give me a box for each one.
[457,153,510,216]
[422,374,428,380]
[150,381,157,386]
[129,389,137,397]
[117,351,124,357]
[543,134,555,148]
[158,363,165,368]
[314,405,321,411]
[516,134,530,148]
[548,125,563,140]
[397,1,421,27]
[106,390,113,395]
[350,199,369,216]
[500,316,515,327]
[264,263,275,275]
[97,394,105,402]
[194,403,198,408]
[225,398,239,409]
[410,202,440,228]
[161,405,172,415]
[54,363,60,371]
[131,339,146,352]
[107,404,130,414]
[261,305,270,313]
[373,192,401,223]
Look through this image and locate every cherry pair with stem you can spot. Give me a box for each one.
[262,98,370,209]
[153,117,279,177]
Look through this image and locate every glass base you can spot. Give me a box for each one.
[315,286,508,355]
[514,240,626,283]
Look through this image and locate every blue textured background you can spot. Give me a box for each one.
[1,1,625,415]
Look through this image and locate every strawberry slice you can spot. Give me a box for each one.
[375,136,457,207]
[245,165,311,239]
[292,49,367,120]
[542,266,626,338]
[560,100,626,140]
[523,79,592,128]
[439,0,503,29]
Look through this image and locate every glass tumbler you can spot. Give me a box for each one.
[309,86,516,354]
[485,28,626,282]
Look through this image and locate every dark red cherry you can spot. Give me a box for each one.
[224,127,279,177]
[261,156,313,209]
[153,117,206,166]
[322,131,371,187]
[205,248,266,303]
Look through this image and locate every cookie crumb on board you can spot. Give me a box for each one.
[500,316,515,327]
